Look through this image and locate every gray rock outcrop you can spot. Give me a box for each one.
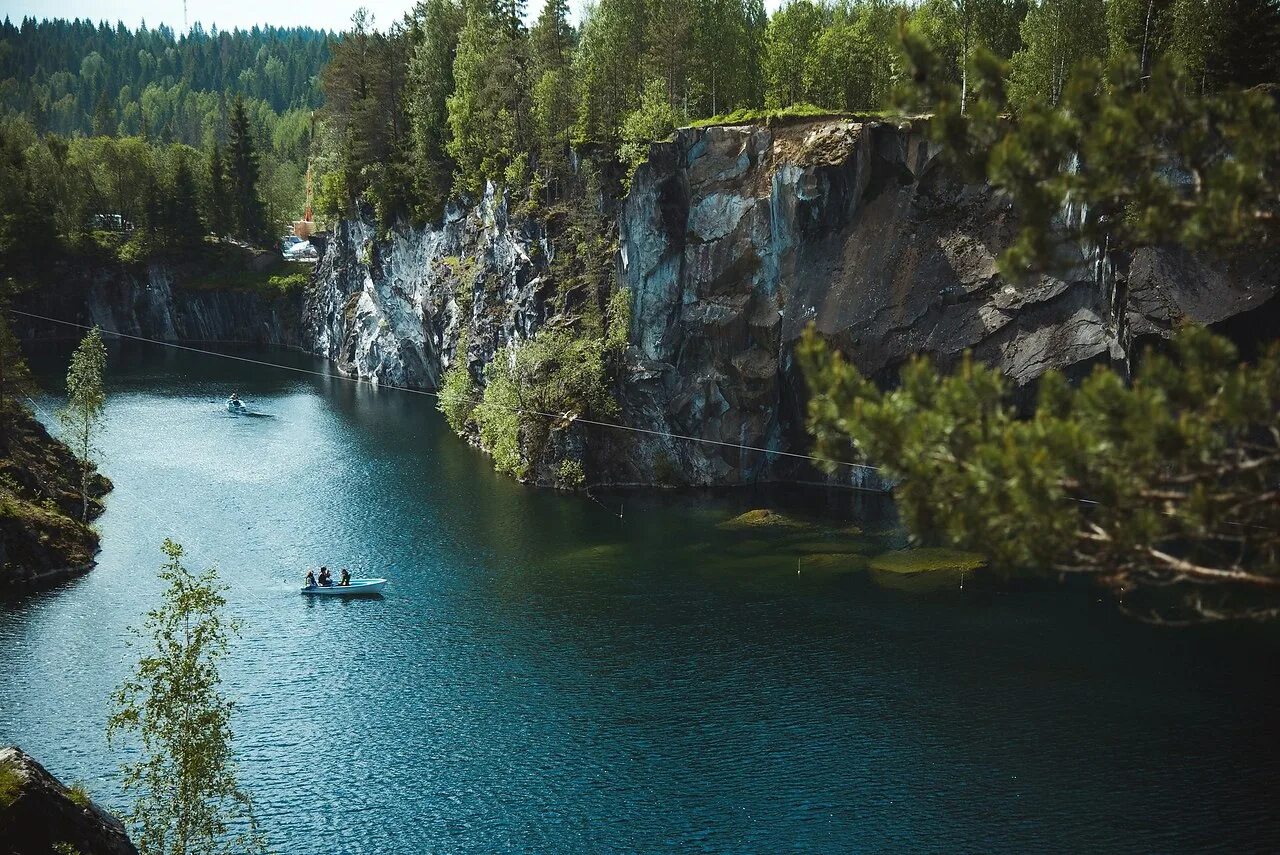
[304,118,1278,488]
[0,746,137,855]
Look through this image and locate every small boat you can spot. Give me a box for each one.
[226,397,247,413]
[300,578,387,596]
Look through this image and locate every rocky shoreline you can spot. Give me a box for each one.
[0,406,111,596]
[0,746,137,855]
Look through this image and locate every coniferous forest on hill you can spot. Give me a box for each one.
[0,19,329,276]
[3,0,1278,266]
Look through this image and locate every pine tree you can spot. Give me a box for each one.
[170,155,201,248]
[207,143,230,238]
[406,0,467,219]
[798,326,1280,623]
[446,0,529,195]
[529,0,576,187]
[226,95,265,242]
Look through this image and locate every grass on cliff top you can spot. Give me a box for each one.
[687,104,902,129]
[0,758,23,808]
[180,244,310,297]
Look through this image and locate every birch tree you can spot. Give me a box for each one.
[58,326,106,521]
[108,539,264,855]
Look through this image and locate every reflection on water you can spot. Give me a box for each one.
[2,341,1279,853]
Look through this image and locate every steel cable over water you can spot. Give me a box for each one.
[8,308,881,475]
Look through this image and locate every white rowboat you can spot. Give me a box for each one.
[301,578,387,596]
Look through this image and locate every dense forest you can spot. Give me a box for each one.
[0,18,330,276]
[0,19,326,139]
[316,0,1280,224]
[1,1,1278,273]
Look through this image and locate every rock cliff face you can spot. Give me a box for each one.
[305,191,547,392]
[13,262,301,347]
[305,119,1279,488]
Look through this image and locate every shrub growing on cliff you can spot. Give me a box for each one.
[471,329,616,480]
[473,350,526,477]
[799,325,1280,623]
[439,333,478,436]
[57,327,106,521]
[619,80,680,183]
[0,312,35,409]
[605,287,632,356]
[108,539,264,855]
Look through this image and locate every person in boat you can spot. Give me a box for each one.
[305,570,317,588]
[339,568,351,587]
[317,567,332,586]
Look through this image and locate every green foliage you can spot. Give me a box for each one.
[800,325,1280,620]
[319,9,415,223]
[619,80,679,179]
[557,458,586,489]
[688,103,840,127]
[66,781,92,808]
[898,28,1280,279]
[472,328,617,480]
[472,349,527,477]
[1008,0,1107,106]
[0,758,21,808]
[805,17,875,111]
[107,539,264,855]
[446,2,529,197]
[764,0,828,108]
[0,310,35,408]
[407,0,467,221]
[605,287,632,355]
[57,327,107,522]
[0,20,327,140]
[438,328,478,435]
[227,96,267,242]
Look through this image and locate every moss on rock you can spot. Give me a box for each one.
[867,548,986,593]
[718,509,813,531]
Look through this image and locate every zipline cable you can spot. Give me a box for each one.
[8,308,883,475]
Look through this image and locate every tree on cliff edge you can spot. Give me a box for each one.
[227,96,266,244]
[108,539,264,855]
[57,326,106,522]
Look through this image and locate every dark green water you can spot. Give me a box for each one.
[3,342,1279,853]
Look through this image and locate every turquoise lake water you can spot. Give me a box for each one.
[3,342,1279,853]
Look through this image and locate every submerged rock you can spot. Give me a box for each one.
[867,548,986,593]
[0,746,138,855]
[717,508,812,530]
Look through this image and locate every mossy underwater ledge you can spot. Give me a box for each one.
[0,405,111,594]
